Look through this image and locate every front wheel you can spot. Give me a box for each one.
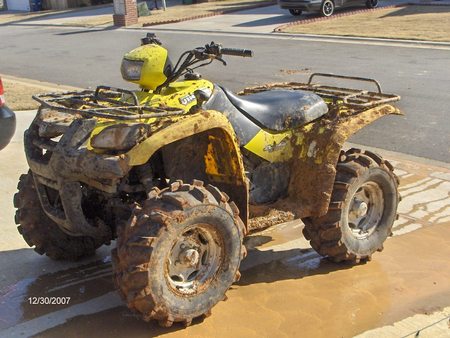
[289,9,302,16]
[302,149,400,263]
[320,0,335,16]
[112,180,246,327]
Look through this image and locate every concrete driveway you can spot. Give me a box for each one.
[0,111,449,337]
[151,5,295,33]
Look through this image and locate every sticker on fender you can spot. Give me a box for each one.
[179,94,196,105]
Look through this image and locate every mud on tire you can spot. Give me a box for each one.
[302,149,400,263]
[14,172,104,260]
[112,180,246,327]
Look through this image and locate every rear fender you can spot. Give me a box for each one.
[285,104,402,218]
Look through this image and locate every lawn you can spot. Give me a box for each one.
[280,6,450,42]
[2,76,79,111]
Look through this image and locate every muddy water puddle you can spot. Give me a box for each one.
[0,222,448,338]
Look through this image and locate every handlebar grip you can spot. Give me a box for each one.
[221,48,253,57]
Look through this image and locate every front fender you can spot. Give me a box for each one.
[126,110,249,226]
[127,110,237,166]
[285,104,402,218]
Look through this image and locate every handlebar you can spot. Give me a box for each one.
[221,47,253,57]
[199,42,253,59]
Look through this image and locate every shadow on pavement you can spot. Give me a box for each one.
[233,15,296,27]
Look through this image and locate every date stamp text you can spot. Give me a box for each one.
[28,297,71,305]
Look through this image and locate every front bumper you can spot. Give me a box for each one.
[278,0,322,11]
[24,110,131,238]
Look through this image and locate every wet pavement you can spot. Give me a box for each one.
[1,222,449,337]
[0,112,449,337]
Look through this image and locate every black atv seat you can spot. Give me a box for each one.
[221,87,328,132]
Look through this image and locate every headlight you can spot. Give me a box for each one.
[91,123,150,151]
[121,59,144,81]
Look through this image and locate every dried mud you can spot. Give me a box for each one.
[248,206,295,232]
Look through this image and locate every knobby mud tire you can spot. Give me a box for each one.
[302,149,400,263]
[14,172,104,260]
[112,180,246,327]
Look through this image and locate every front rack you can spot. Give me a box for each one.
[33,86,185,121]
[241,73,400,110]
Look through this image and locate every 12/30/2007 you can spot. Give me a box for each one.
[28,297,71,305]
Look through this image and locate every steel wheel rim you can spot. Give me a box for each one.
[166,223,223,295]
[323,1,333,15]
[347,182,384,239]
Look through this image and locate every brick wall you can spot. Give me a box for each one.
[113,0,138,26]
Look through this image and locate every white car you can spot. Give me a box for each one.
[279,0,379,17]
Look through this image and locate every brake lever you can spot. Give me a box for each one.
[216,57,227,66]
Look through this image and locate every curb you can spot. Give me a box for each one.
[273,3,450,32]
[142,1,276,27]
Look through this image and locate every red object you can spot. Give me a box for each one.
[0,77,5,106]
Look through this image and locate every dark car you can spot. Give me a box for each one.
[279,0,378,17]
[0,77,16,150]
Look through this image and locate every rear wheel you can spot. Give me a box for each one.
[302,149,400,263]
[320,0,335,16]
[289,9,302,16]
[112,180,246,327]
[14,172,104,260]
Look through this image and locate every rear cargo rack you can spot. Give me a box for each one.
[33,86,185,121]
[241,73,400,110]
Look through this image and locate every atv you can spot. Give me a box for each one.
[15,33,401,327]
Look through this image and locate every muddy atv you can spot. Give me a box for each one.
[15,34,401,327]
